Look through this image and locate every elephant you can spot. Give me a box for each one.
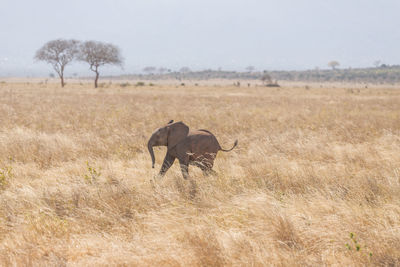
[147,120,238,179]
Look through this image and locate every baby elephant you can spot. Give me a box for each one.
[147,120,238,179]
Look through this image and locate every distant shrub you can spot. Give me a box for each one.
[181,83,185,86]
[149,83,155,86]
[135,82,145,86]
[266,83,280,87]
[120,82,131,87]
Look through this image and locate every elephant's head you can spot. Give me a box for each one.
[147,120,189,168]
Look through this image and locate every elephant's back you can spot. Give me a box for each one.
[196,129,214,135]
[188,130,220,154]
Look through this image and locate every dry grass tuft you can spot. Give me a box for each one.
[273,215,303,250]
[0,82,399,265]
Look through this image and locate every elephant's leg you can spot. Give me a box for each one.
[178,157,189,180]
[159,153,176,177]
[199,164,217,176]
[199,155,216,176]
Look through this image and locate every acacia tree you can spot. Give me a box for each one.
[34,39,79,87]
[143,66,156,75]
[158,67,168,75]
[246,66,255,72]
[179,67,191,73]
[328,61,340,70]
[79,41,123,88]
[373,60,382,68]
[260,71,272,85]
[179,67,191,80]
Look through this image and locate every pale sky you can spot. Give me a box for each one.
[0,0,399,76]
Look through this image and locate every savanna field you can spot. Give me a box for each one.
[0,81,400,266]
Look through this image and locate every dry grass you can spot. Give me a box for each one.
[0,81,399,266]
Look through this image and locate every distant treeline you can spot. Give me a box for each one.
[114,66,400,84]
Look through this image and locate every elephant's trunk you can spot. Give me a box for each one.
[148,140,155,168]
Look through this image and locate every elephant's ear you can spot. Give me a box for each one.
[167,122,189,149]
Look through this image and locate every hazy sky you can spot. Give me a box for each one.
[0,0,399,76]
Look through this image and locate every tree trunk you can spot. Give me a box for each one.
[94,70,99,88]
[60,65,65,87]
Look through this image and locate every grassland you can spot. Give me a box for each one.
[0,81,399,266]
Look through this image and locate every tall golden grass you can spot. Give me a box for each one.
[0,81,399,266]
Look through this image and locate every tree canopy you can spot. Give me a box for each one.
[34,39,79,87]
[78,41,123,88]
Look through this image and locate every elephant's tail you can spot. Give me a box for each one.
[219,140,238,152]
